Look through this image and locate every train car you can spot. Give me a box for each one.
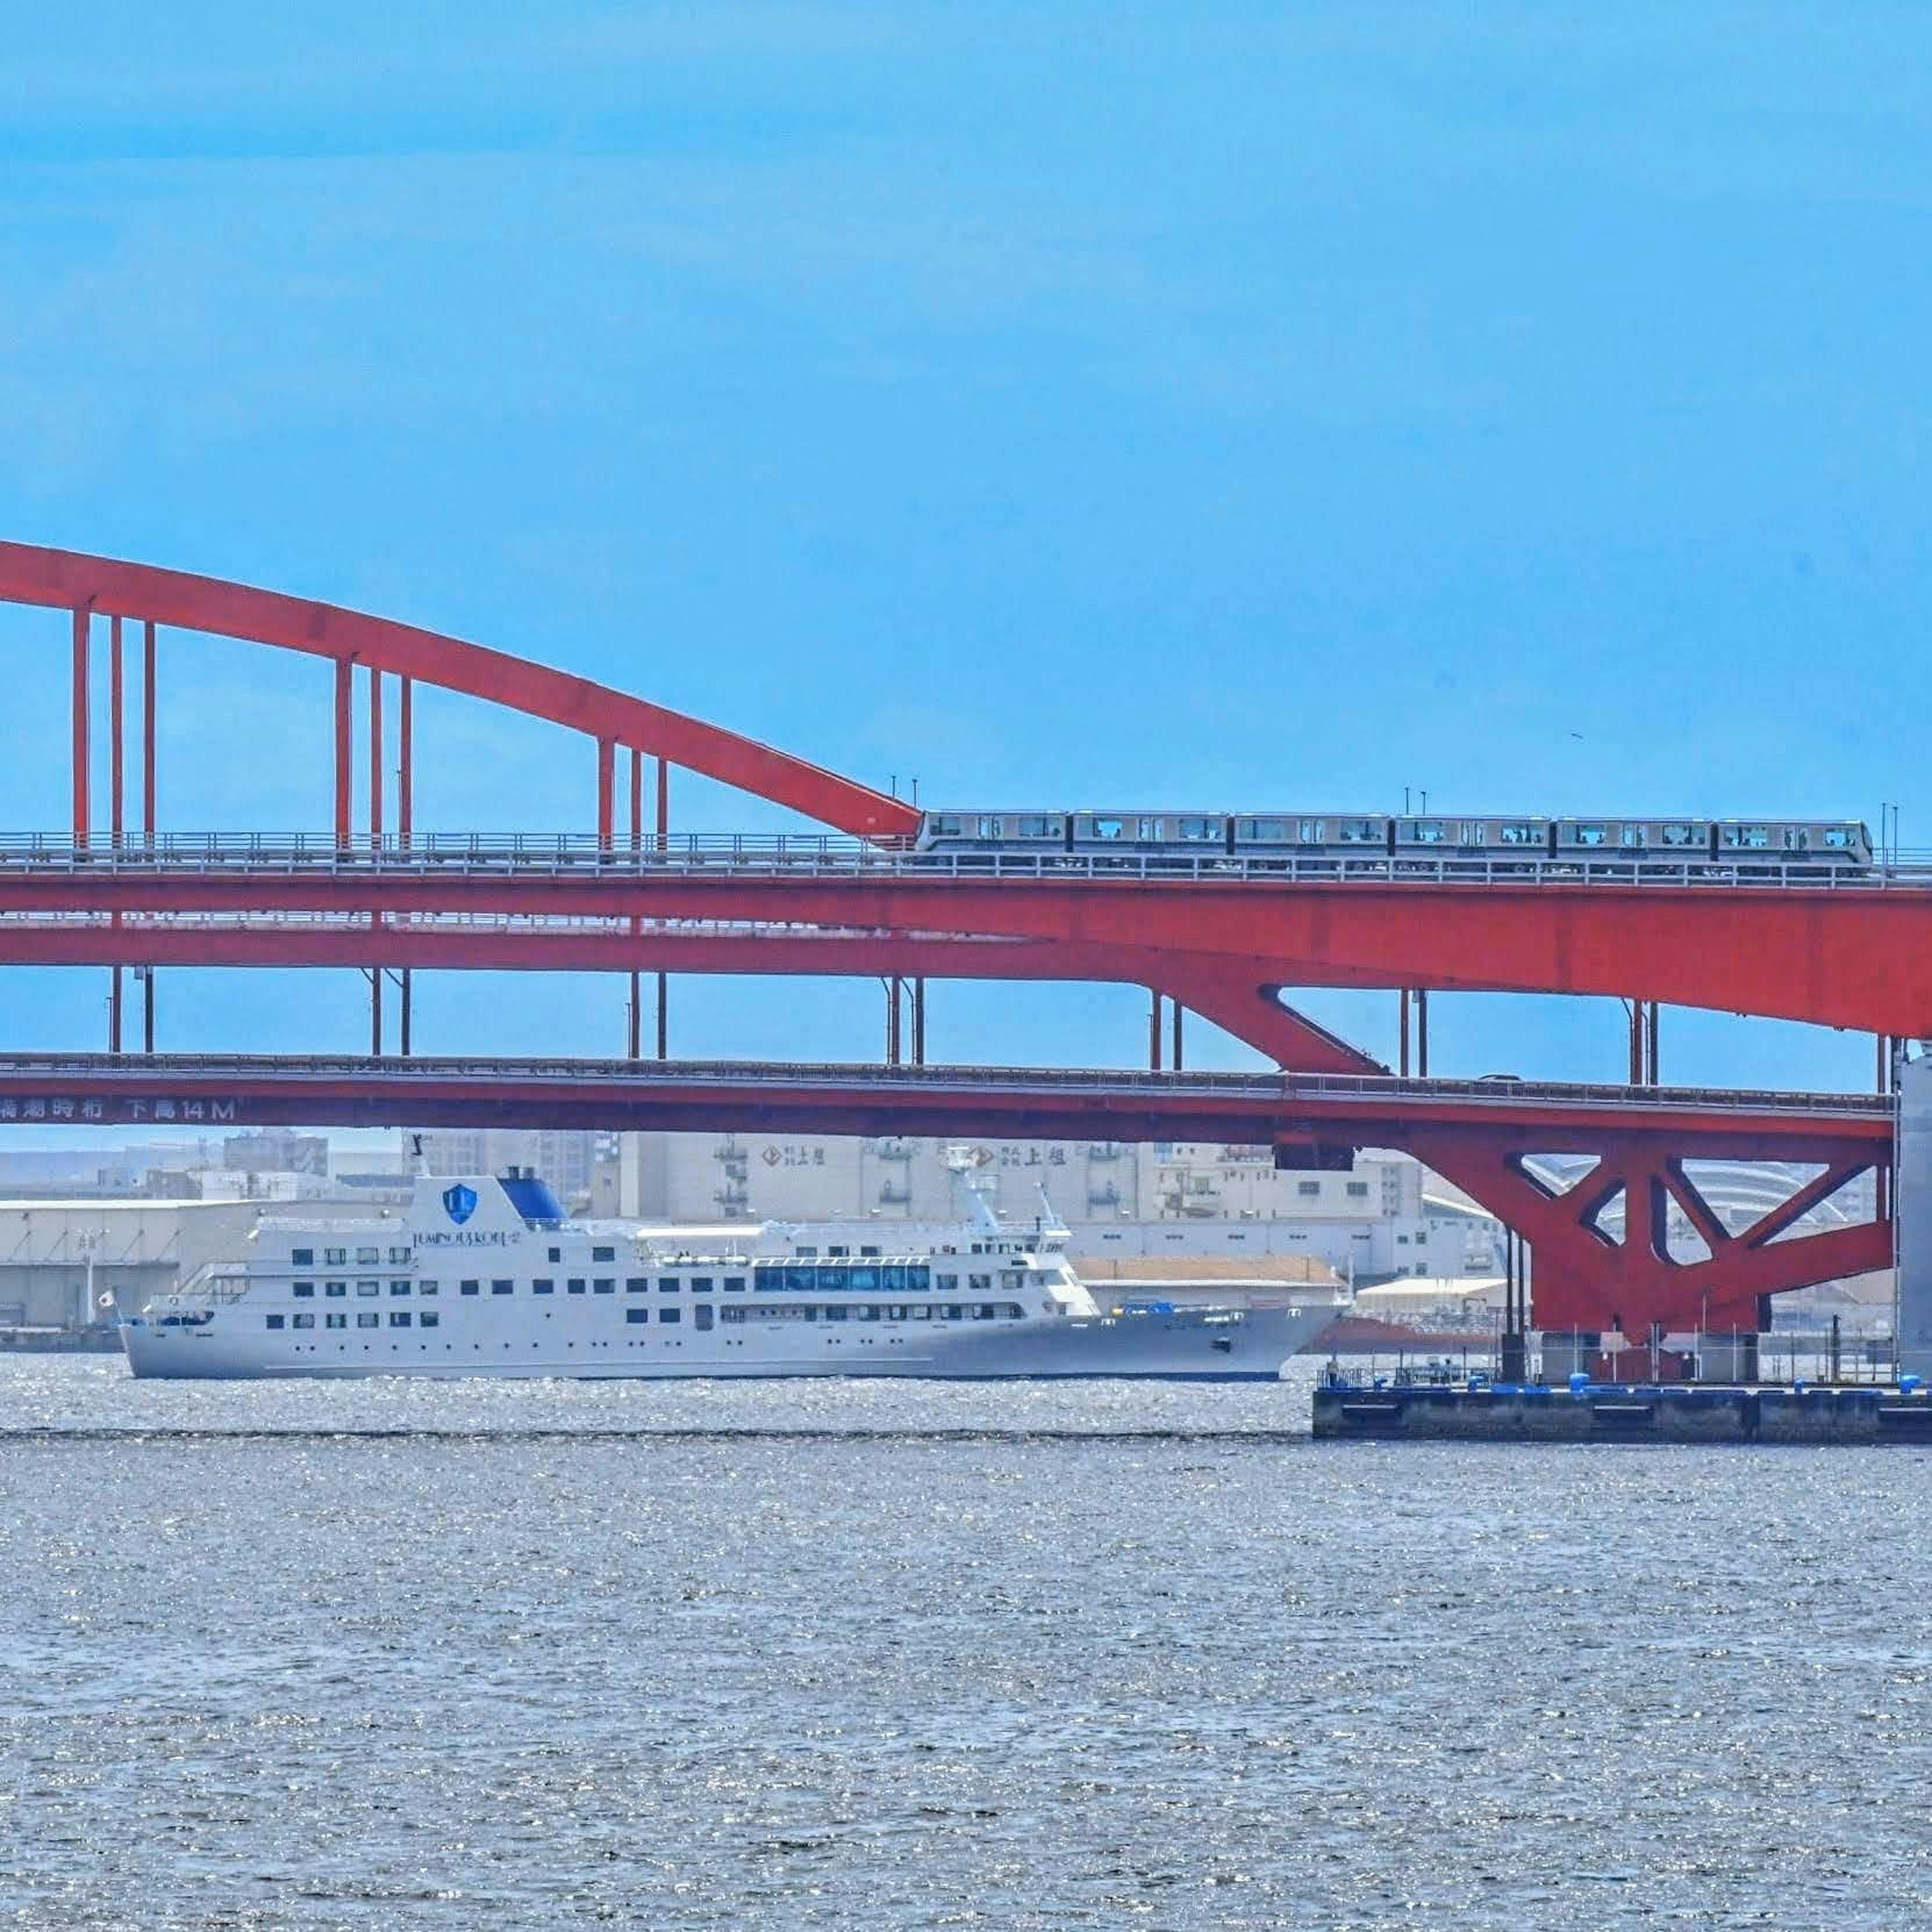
[1712,820,1873,865]
[1391,817,1553,857]
[1229,815,1390,854]
[1069,812,1230,854]
[915,811,1067,855]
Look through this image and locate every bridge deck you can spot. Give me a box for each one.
[0,1054,1887,1143]
[0,835,1924,891]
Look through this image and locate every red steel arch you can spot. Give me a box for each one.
[0,541,918,841]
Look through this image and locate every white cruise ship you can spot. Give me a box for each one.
[118,1167,1341,1382]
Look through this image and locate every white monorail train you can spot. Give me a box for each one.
[913,811,1875,866]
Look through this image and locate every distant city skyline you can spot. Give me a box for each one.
[3,6,1926,1096]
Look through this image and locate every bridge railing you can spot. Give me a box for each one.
[0,832,1927,890]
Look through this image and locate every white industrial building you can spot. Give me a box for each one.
[605,1131,1501,1283]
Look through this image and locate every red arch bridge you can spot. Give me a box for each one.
[0,540,1922,1343]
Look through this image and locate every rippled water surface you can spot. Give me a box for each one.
[3,1354,1930,1929]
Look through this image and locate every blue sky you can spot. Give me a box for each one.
[1,4,1928,1094]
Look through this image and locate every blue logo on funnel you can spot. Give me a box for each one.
[442,1183,478,1226]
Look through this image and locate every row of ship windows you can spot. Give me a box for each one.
[282,1272,1012,1299]
[265,1302,1030,1333]
[288,1244,626,1267]
[268,1312,440,1330]
[715,1303,1025,1324]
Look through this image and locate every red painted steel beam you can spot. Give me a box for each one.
[69,609,89,845]
[3,867,1927,1034]
[140,621,156,842]
[0,543,918,839]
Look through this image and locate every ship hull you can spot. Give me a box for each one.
[119,1303,1328,1382]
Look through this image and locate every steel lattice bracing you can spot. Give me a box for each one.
[0,543,1910,1339]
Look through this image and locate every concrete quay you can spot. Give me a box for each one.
[1313,1381,1932,1444]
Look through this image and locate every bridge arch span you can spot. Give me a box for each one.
[0,541,919,840]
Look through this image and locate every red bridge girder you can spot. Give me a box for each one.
[2,866,1927,1035]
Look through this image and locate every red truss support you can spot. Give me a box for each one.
[1397,1128,1888,1338]
[1118,963,1891,1338]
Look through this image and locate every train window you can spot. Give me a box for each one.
[1409,821,1445,844]
[1822,827,1854,849]
[1177,817,1220,841]
[1659,823,1697,847]
[1296,819,1325,842]
[928,816,962,837]
[1784,828,1811,850]
[1572,824,1607,847]
[1721,825,1770,849]
[1091,817,1125,840]
[975,816,1002,839]
[1618,825,1646,848]
[1136,818,1162,840]
[1498,823,1537,845]
[1338,820,1380,843]
[1239,818,1286,841]
[1016,815,1059,838]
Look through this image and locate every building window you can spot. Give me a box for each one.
[658,1278,680,1295]
[325,1282,347,1298]
[689,1277,713,1295]
[659,1307,682,1326]
[356,1280,380,1298]
[357,1311,379,1329]
[548,1247,561,1263]
[421,1311,440,1328]
[389,1280,411,1296]
[325,1312,346,1330]
[356,1247,380,1264]
[592,1277,614,1295]
[292,1282,315,1299]
[292,1312,315,1330]
[265,1314,285,1330]
[388,1246,411,1264]
[592,1245,615,1262]
[534,1279,556,1296]
[721,1276,743,1295]
[491,1279,513,1296]
[625,1308,648,1325]
[389,1311,411,1328]
[460,1279,480,1297]
[291,1247,314,1266]
[625,1277,648,1294]
[324,1247,347,1265]
[419,1280,438,1297]
[937,1273,958,1292]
